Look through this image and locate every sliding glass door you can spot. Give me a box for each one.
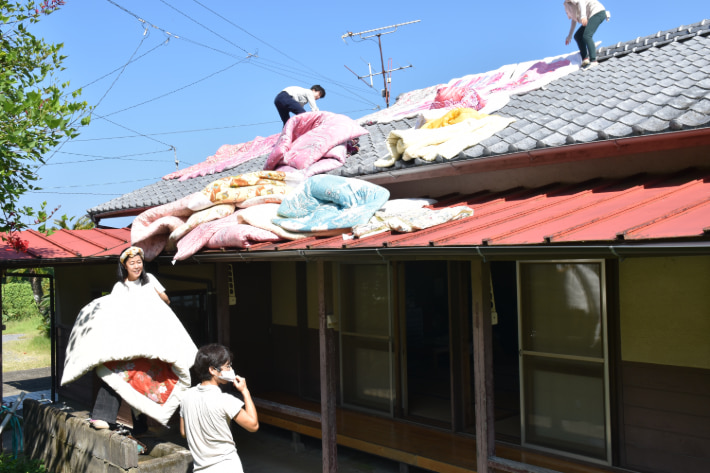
[518,261,610,463]
[339,263,393,413]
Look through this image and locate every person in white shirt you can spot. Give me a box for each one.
[274,84,326,126]
[90,246,171,432]
[111,246,170,304]
[180,344,259,472]
[564,0,609,69]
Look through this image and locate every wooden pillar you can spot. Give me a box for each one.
[216,263,231,347]
[471,259,494,473]
[318,261,337,472]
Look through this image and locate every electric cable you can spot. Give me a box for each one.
[93,24,150,111]
[157,0,251,55]
[105,0,250,60]
[77,38,169,92]
[103,56,252,117]
[188,0,381,106]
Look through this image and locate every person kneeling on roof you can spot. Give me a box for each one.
[274,84,325,126]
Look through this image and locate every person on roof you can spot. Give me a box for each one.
[274,85,325,126]
[564,0,610,69]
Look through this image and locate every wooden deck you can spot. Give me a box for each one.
[256,393,616,473]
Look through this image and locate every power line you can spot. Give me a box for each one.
[77,38,169,92]
[92,113,173,148]
[107,0,381,109]
[32,191,139,196]
[93,23,151,111]
[39,176,165,189]
[189,0,383,107]
[54,149,172,158]
[158,0,252,55]
[43,149,174,165]
[104,0,248,60]
[103,57,253,117]
[46,157,174,165]
[246,61,379,107]
[72,121,279,141]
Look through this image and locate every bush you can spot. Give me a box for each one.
[2,282,41,322]
[0,455,46,472]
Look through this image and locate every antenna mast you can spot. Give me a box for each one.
[342,20,420,108]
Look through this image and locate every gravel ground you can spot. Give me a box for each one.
[2,333,49,372]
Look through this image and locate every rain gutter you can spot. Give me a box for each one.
[360,127,710,186]
[182,240,710,264]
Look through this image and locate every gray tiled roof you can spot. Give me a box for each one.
[88,19,710,220]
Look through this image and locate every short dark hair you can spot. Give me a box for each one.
[193,344,233,382]
[311,84,325,98]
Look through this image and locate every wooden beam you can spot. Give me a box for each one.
[471,259,494,473]
[216,263,230,346]
[253,398,321,423]
[318,261,338,472]
[489,456,564,473]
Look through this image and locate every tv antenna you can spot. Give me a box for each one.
[342,20,420,108]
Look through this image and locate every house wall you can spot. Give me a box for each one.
[619,256,710,369]
[54,264,117,406]
[227,254,710,473]
[267,261,321,399]
[618,256,710,473]
[55,264,115,326]
[230,261,274,394]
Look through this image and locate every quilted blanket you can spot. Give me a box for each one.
[163,134,280,181]
[358,50,579,125]
[376,112,515,167]
[264,111,368,176]
[131,193,196,261]
[173,210,281,262]
[352,205,474,238]
[273,175,390,233]
[61,287,197,426]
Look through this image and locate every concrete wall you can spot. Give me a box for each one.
[23,400,193,473]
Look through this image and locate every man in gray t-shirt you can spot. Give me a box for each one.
[180,344,258,472]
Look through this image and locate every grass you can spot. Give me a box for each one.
[2,316,51,372]
[3,316,44,335]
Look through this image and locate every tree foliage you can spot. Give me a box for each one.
[1,281,41,322]
[0,0,91,251]
[0,454,47,472]
[51,213,94,231]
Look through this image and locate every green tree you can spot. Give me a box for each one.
[4,267,53,334]
[51,213,95,231]
[1,281,41,322]
[0,0,91,251]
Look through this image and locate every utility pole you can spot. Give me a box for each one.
[342,20,420,108]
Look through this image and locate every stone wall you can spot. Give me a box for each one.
[23,400,193,473]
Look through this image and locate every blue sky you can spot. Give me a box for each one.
[19,0,709,228]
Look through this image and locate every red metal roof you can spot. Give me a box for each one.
[0,228,131,264]
[2,169,709,265]
[243,169,710,252]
